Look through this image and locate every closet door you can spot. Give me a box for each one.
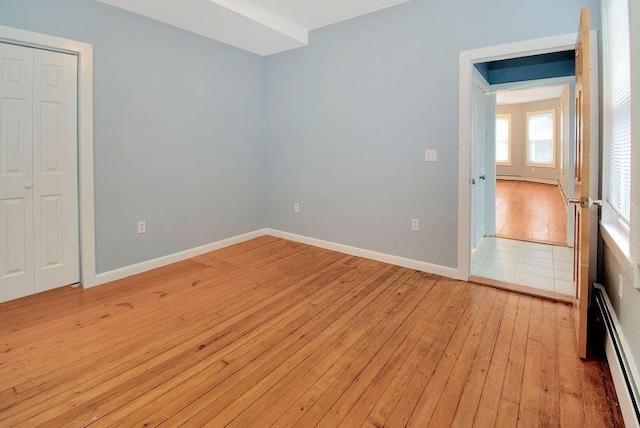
[0,43,35,302]
[33,49,79,292]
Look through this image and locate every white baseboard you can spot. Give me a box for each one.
[496,175,559,186]
[594,284,640,427]
[89,229,267,287]
[266,228,459,280]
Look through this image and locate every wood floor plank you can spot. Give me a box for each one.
[407,288,499,426]
[441,290,509,427]
[0,244,340,416]
[0,237,623,427]
[539,299,561,426]
[497,295,532,420]
[330,277,456,428]
[364,280,476,427]
[517,297,543,427]
[556,302,586,427]
[495,180,567,245]
[384,284,487,426]
[473,293,520,427]
[20,253,359,426]
[104,260,392,425]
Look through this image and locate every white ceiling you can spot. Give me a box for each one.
[496,85,567,105]
[96,0,413,56]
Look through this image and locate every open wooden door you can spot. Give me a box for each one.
[570,8,599,359]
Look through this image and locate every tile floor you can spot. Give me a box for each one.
[471,236,575,295]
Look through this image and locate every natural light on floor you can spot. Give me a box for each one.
[471,237,574,295]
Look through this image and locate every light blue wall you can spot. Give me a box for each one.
[601,244,640,373]
[0,0,267,273]
[265,0,600,268]
[0,0,601,274]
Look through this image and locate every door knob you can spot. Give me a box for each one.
[471,178,476,185]
[24,182,32,189]
[568,196,603,208]
[479,175,486,180]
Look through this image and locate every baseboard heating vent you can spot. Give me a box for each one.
[594,284,640,427]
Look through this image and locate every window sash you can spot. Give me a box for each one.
[603,0,632,224]
[495,115,511,164]
[526,110,556,167]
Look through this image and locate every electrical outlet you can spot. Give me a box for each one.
[294,202,300,213]
[137,220,146,234]
[411,219,419,231]
[424,150,437,162]
[618,274,624,299]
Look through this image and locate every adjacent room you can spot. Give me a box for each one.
[0,0,638,426]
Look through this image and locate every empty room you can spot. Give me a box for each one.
[0,0,638,426]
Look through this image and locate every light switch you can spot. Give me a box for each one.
[425,150,437,162]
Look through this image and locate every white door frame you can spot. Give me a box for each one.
[458,32,584,280]
[0,25,98,287]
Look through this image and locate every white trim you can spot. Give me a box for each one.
[266,229,459,280]
[595,284,640,427]
[496,175,559,186]
[94,229,267,285]
[459,32,590,281]
[0,25,97,288]
[630,0,640,275]
[601,222,636,283]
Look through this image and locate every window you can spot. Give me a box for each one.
[495,114,511,164]
[603,0,631,226]
[601,0,639,287]
[526,110,556,167]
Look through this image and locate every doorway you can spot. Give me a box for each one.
[471,80,576,296]
[458,33,584,294]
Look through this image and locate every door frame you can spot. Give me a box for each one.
[0,25,98,287]
[489,76,576,247]
[458,31,598,281]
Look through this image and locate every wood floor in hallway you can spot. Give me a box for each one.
[0,236,622,427]
[496,179,568,245]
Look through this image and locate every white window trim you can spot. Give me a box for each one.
[601,0,640,288]
[629,1,640,289]
[495,114,512,166]
[631,0,640,287]
[525,109,557,168]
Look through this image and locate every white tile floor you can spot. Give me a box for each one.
[471,237,575,295]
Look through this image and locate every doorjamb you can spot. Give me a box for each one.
[0,25,97,287]
[458,33,580,280]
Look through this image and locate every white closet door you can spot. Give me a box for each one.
[32,49,79,292]
[0,43,35,302]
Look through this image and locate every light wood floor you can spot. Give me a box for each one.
[496,180,568,245]
[0,236,622,427]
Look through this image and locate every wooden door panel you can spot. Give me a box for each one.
[572,8,591,359]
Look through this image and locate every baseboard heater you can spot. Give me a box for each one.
[594,284,640,427]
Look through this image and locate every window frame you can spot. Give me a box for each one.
[495,113,512,166]
[600,0,639,289]
[525,109,557,168]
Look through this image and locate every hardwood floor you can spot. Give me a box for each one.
[496,180,568,245]
[0,236,623,427]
